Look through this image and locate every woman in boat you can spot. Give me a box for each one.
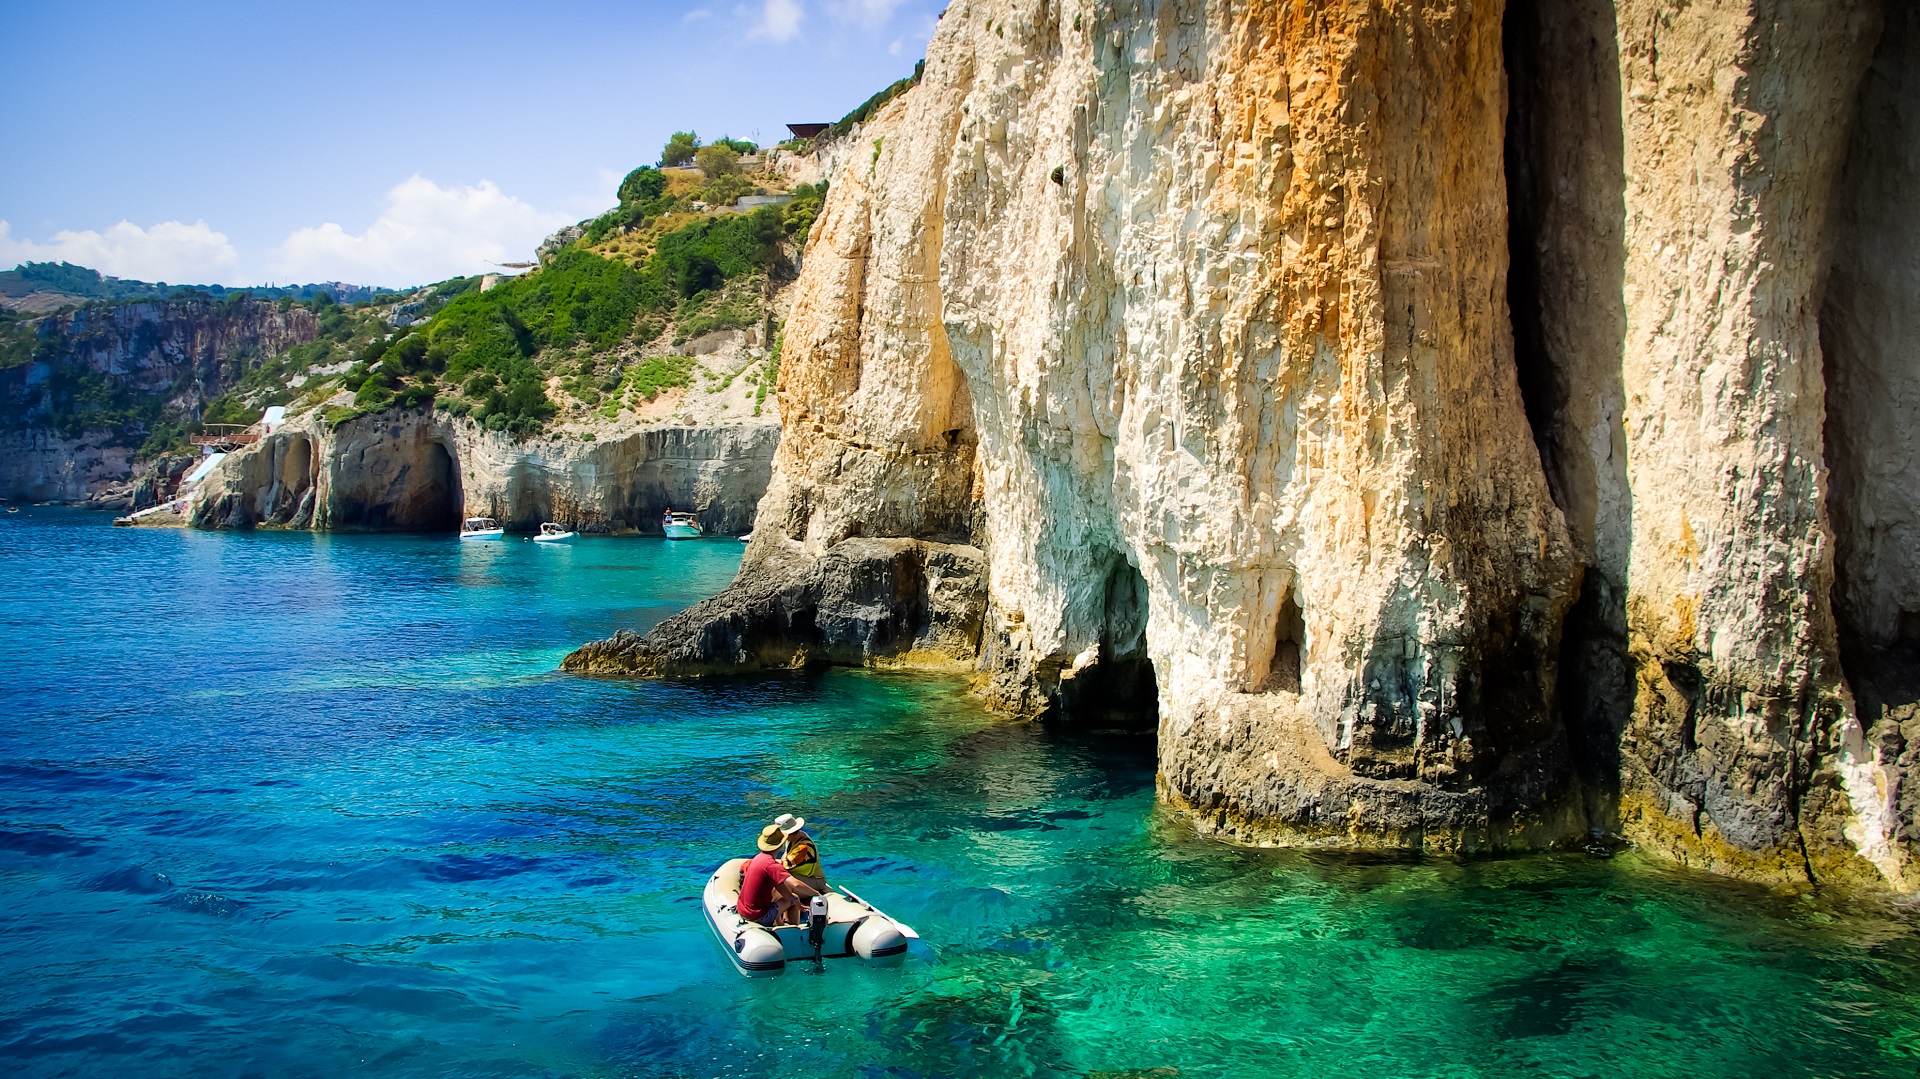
[774,813,827,895]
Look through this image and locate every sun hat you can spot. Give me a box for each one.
[774,813,806,835]
[757,824,785,852]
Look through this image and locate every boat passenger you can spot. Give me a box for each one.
[737,824,819,927]
[774,813,827,895]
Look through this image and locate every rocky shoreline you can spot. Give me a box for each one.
[190,408,778,536]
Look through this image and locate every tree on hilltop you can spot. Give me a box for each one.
[661,131,700,167]
[618,166,666,205]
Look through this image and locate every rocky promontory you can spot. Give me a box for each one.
[570,0,1920,894]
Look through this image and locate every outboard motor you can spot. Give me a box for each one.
[807,894,830,967]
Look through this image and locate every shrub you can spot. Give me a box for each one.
[387,333,431,373]
[677,290,763,342]
[626,354,696,401]
[694,143,740,177]
[395,383,435,411]
[137,419,188,459]
[754,330,781,417]
[202,392,260,427]
[696,172,754,208]
[783,182,828,244]
[353,370,395,410]
[652,208,784,299]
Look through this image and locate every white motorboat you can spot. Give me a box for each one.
[459,516,504,539]
[701,857,911,977]
[533,522,576,542]
[663,510,703,539]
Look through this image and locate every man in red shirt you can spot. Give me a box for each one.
[737,823,819,926]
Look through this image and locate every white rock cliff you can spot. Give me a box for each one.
[571,0,1917,892]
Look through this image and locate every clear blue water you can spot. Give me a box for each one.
[3,508,1919,1078]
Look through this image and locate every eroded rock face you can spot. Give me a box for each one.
[1821,0,1920,888]
[192,409,779,535]
[1508,0,1907,888]
[583,0,1920,890]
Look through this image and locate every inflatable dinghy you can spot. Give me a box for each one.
[702,857,911,977]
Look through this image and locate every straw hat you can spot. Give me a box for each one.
[756,824,785,853]
[774,813,806,835]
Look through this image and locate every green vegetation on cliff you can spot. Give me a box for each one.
[416,208,785,434]
[826,60,923,138]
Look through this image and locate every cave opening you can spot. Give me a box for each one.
[270,435,315,526]
[419,442,461,532]
[1502,0,1636,834]
[1266,590,1305,694]
[1818,3,1920,805]
[1055,554,1159,732]
[281,436,312,493]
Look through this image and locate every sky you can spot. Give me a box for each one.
[0,0,942,289]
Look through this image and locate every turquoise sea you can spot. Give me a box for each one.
[3,508,1918,1078]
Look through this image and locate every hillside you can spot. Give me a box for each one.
[0,128,861,507]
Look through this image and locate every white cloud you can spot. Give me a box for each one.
[272,176,572,287]
[682,6,712,21]
[746,0,804,41]
[827,0,904,28]
[0,218,242,284]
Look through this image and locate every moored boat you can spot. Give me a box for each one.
[663,510,703,539]
[533,522,576,542]
[459,516,504,539]
[701,857,910,977]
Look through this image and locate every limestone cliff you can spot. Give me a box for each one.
[0,298,319,502]
[571,1,1917,892]
[192,408,778,535]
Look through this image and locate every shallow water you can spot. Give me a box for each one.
[2,508,1918,1078]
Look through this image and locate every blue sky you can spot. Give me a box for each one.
[0,0,940,288]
